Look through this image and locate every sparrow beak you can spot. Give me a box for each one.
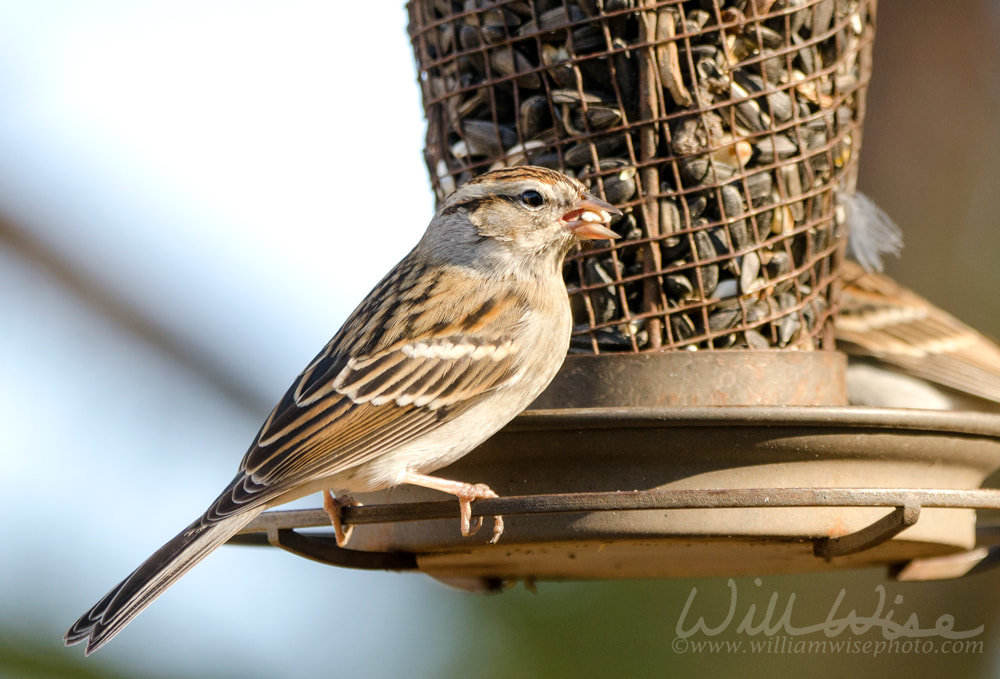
[562,193,622,241]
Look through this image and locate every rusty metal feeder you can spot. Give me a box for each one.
[229,354,1000,586]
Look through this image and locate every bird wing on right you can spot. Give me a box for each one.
[838,261,1000,403]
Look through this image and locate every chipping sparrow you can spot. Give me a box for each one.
[66,166,620,654]
[838,192,1000,410]
[839,259,1000,411]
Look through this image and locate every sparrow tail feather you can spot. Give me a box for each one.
[65,509,261,655]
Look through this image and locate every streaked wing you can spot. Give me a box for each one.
[837,261,1000,403]
[241,335,521,484]
[208,258,533,518]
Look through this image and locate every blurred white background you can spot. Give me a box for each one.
[0,2,459,677]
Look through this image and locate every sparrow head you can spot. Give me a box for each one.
[428,166,621,274]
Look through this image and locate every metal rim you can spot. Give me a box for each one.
[506,405,1000,437]
[230,486,1000,578]
[225,406,1000,581]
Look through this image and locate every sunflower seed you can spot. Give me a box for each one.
[659,198,682,235]
[460,119,517,157]
[744,328,771,349]
[489,47,540,88]
[709,306,741,331]
[756,134,799,163]
[693,230,719,296]
[670,312,697,342]
[517,5,585,37]
[740,251,764,293]
[564,134,626,167]
[764,250,792,279]
[778,312,801,346]
[598,160,637,204]
[519,96,551,139]
[665,273,694,300]
[777,163,806,220]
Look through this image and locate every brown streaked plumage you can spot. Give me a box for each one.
[839,190,1000,409]
[838,260,1000,405]
[65,166,619,655]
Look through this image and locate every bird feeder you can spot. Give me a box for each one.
[228,0,1000,586]
[231,351,1000,586]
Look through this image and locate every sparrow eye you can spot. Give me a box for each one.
[519,189,545,209]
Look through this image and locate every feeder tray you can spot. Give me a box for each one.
[229,353,1000,587]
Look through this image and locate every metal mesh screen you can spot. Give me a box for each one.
[408,0,876,352]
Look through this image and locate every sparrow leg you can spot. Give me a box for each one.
[322,490,361,548]
[401,472,504,544]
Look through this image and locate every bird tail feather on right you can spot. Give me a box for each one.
[65,509,261,655]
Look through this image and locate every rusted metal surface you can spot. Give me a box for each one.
[814,502,920,559]
[231,487,1000,575]
[529,351,847,407]
[500,404,1000,436]
[235,487,1000,531]
[226,406,1000,580]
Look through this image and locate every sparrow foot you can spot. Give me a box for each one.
[322,491,361,548]
[401,472,504,544]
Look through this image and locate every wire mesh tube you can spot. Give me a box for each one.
[408,0,876,352]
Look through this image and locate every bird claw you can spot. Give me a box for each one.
[400,472,505,544]
[457,484,504,544]
[322,491,361,548]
